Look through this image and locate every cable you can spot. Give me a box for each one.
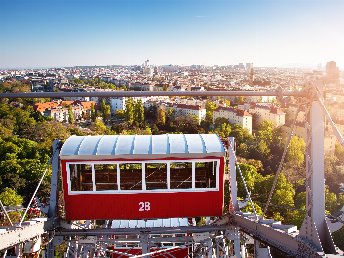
[263,104,302,217]
[19,148,58,226]
[228,143,258,220]
[0,200,13,226]
[315,86,344,147]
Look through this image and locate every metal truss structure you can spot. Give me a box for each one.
[0,85,344,257]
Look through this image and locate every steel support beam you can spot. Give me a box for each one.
[140,234,150,258]
[232,213,324,258]
[225,227,241,258]
[0,220,53,251]
[48,140,61,219]
[254,240,272,258]
[0,90,305,99]
[96,236,194,243]
[228,137,239,212]
[299,100,336,254]
[57,224,227,236]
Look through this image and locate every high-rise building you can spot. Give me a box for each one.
[246,63,253,71]
[326,61,339,84]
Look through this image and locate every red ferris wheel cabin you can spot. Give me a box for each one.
[60,134,225,220]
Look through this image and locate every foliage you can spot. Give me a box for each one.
[157,107,166,126]
[0,81,31,93]
[91,119,109,134]
[134,100,145,126]
[214,117,228,128]
[167,115,203,134]
[100,99,111,124]
[0,187,23,206]
[213,122,231,140]
[335,144,344,163]
[332,226,344,251]
[0,211,22,226]
[283,136,306,181]
[32,121,71,151]
[68,106,74,124]
[73,78,125,90]
[236,163,262,198]
[91,103,97,121]
[115,109,126,120]
[204,101,218,125]
[241,201,263,216]
[325,186,338,213]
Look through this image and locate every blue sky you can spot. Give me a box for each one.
[1,0,343,69]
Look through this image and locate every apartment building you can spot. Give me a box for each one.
[213,107,252,134]
[172,104,206,123]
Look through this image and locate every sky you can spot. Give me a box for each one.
[1,0,344,69]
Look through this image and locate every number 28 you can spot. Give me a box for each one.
[139,202,151,211]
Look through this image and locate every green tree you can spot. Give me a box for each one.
[237,96,245,105]
[213,123,231,140]
[68,106,74,124]
[125,98,135,126]
[0,187,23,206]
[32,121,71,151]
[92,119,108,134]
[257,121,274,143]
[157,107,166,126]
[0,159,26,191]
[257,174,295,220]
[237,163,262,198]
[204,101,218,125]
[91,103,96,122]
[241,201,263,216]
[169,115,202,134]
[286,136,305,168]
[115,109,125,119]
[135,100,145,126]
[214,117,228,128]
[145,106,157,122]
[284,136,306,182]
[100,99,111,123]
[13,107,37,138]
[325,186,338,213]
[335,144,344,163]
[103,104,111,124]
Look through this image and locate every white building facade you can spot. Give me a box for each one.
[247,104,286,127]
[213,107,252,134]
[172,104,206,123]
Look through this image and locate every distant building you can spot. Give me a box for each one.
[34,100,95,123]
[110,97,127,112]
[142,60,154,77]
[244,103,285,127]
[326,61,339,84]
[246,63,253,72]
[171,86,186,91]
[110,96,168,112]
[244,96,276,103]
[172,104,206,123]
[129,82,154,91]
[213,107,252,134]
[190,86,205,91]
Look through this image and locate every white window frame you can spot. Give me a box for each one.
[66,159,220,195]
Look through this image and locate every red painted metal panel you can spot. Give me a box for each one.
[61,157,224,220]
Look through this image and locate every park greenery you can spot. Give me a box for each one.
[0,81,343,248]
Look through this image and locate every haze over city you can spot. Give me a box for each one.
[1,0,344,69]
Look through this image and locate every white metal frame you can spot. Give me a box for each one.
[66,159,220,195]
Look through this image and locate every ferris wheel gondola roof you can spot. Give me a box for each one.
[60,134,225,160]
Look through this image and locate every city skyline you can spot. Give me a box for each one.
[1,0,344,69]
